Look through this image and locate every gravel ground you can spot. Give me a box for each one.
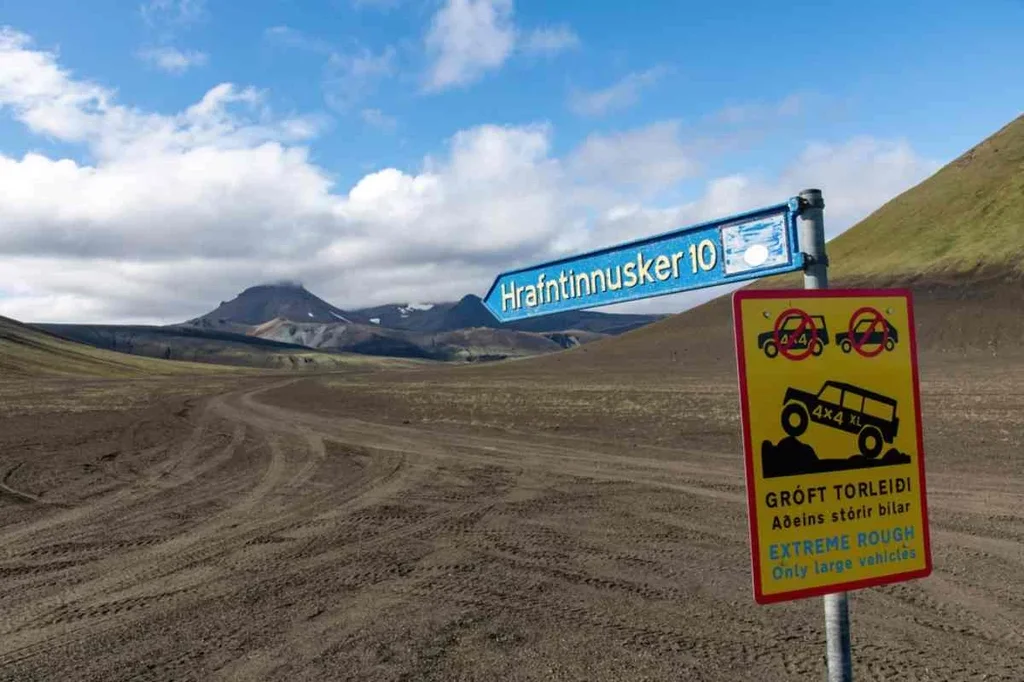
[0,358,1022,681]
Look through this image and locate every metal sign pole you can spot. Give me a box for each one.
[799,189,829,291]
[798,188,852,682]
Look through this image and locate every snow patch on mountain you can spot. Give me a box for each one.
[398,303,435,315]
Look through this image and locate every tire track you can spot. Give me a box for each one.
[4,374,1023,681]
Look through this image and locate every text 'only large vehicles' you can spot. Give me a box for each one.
[780,380,900,458]
[757,314,829,358]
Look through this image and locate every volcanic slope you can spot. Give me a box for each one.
[349,295,663,335]
[519,112,1024,376]
[185,282,355,332]
[180,287,652,362]
[250,317,587,361]
[31,322,399,372]
[0,315,241,378]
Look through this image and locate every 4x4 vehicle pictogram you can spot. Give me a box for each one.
[780,380,900,458]
[757,313,829,359]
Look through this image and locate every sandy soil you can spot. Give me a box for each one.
[1,360,1022,681]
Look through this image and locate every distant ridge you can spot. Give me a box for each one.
[0,315,241,377]
[349,294,664,335]
[19,280,660,367]
[28,321,390,371]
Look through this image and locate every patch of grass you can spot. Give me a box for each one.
[826,114,1024,279]
[0,320,241,379]
[1,315,426,379]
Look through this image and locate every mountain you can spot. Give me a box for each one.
[251,318,440,360]
[250,317,591,361]
[350,294,665,335]
[183,285,663,337]
[173,285,664,362]
[185,282,355,332]
[240,291,662,361]
[505,307,665,336]
[353,301,454,332]
[29,322,407,372]
[511,113,1024,376]
[0,315,246,378]
[437,295,501,331]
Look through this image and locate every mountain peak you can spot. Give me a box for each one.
[443,293,499,329]
[186,282,354,328]
[242,280,306,293]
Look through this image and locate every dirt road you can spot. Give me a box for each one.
[1,370,1022,681]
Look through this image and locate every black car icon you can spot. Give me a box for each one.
[757,314,828,358]
[780,380,900,458]
[835,317,899,353]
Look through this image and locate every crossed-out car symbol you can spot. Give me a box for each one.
[757,314,899,359]
[834,317,899,353]
[757,314,828,358]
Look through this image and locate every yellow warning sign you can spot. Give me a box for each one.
[732,288,931,604]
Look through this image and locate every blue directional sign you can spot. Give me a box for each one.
[483,198,806,322]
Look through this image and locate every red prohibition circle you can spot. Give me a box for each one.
[848,306,889,358]
[773,307,819,361]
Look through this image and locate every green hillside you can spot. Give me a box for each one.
[0,315,248,378]
[828,113,1024,279]
[1,315,412,378]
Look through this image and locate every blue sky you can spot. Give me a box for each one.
[0,0,1022,323]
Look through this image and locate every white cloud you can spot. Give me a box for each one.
[271,4,577,97]
[421,1,581,91]
[621,137,940,242]
[265,26,395,110]
[361,108,397,132]
[423,0,516,91]
[323,46,396,110]
[138,46,207,74]
[263,25,332,55]
[521,25,580,56]
[136,2,208,84]
[0,28,939,324]
[712,93,805,125]
[421,1,585,91]
[589,138,940,315]
[140,0,207,28]
[779,137,942,238]
[0,30,321,158]
[568,66,667,116]
[569,121,697,196]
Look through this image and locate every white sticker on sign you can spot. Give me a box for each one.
[744,244,770,267]
[721,214,791,276]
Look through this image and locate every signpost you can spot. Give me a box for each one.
[482,200,805,322]
[733,289,932,606]
[482,190,931,681]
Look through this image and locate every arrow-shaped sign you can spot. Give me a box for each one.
[482,198,805,322]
